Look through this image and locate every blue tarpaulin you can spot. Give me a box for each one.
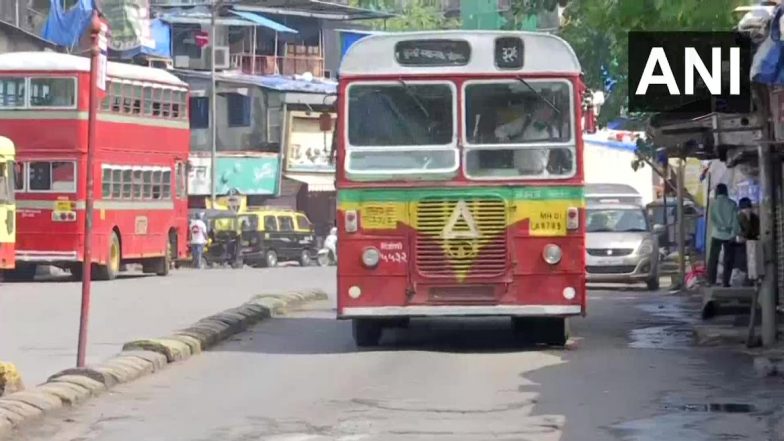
[229,10,298,34]
[42,0,94,48]
[339,30,384,61]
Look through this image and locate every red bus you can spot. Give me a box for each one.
[336,32,588,346]
[0,52,190,281]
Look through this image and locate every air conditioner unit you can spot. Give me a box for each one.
[174,55,192,69]
[210,47,230,70]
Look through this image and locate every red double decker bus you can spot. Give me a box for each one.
[0,52,190,281]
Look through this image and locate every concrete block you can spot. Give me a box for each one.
[208,312,248,333]
[0,398,44,421]
[108,355,155,375]
[3,390,62,412]
[122,338,191,363]
[36,382,90,406]
[48,375,106,394]
[119,351,168,372]
[48,368,116,388]
[0,415,12,434]
[168,335,202,355]
[94,356,154,384]
[193,319,233,340]
[0,362,24,397]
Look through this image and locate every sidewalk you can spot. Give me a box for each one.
[0,267,335,387]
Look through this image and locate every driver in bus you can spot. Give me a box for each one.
[494,100,568,174]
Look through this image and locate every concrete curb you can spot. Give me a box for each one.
[0,289,327,438]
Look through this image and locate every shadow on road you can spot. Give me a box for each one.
[215,315,582,356]
[2,273,151,284]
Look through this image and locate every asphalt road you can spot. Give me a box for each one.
[8,282,784,441]
[1,265,331,386]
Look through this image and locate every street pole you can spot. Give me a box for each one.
[76,13,105,368]
[210,0,220,204]
[677,159,686,288]
[758,144,777,346]
[14,0,20,27]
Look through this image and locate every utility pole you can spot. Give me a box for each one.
[210,0,221,204]
[758,144,777,346]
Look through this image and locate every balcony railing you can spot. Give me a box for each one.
[231,54,325,77]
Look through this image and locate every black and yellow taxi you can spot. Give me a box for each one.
[238,208,317,267]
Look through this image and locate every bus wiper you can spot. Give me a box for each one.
[398,79,430,118]
[515,76,561,117]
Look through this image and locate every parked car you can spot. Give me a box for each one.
[585,202,665,290]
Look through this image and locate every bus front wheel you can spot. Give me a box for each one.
[352,319,382,347]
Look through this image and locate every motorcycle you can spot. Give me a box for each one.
[318,228,337,267]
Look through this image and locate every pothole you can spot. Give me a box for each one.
[662,403,756,413]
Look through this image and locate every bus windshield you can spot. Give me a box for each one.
[464,79,574,179]
[346,82,457,174]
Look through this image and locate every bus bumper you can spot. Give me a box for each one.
[16,250,78,264]
[339,304,582,318]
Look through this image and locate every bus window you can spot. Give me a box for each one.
[0,77,25,108]
[346,82,457,174]
[28,161,76,192]
[463,80,574,179]
[30,78,76,108]
[13,162,23,191]
[0,162,9,202]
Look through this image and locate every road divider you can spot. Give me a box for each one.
[0,290,328,438]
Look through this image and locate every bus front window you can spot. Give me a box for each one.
[346,82,457,176]
[464,80,574,179]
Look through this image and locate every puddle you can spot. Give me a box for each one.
[629,325,694,349]
[662,403,756,413]
[611,411,761,441]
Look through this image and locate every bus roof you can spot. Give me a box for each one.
[0,52,187,87]
[0,136,13,156]
[339,31,581,77]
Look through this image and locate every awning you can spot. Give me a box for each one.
[229,10,299,34]
[284,173,335,192]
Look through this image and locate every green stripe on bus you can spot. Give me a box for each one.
[338,186,584,203]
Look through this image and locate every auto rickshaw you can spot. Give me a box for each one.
[204,210,244,269]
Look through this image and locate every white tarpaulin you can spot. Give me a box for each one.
[583,130,655,205]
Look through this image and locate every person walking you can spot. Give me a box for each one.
[707,184,740,287]
[189,213,208,269]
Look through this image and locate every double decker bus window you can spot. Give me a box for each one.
[0,162,8,203]
[161,89,172,118]
[132,169,143,199]
[132,86,142,115]
[172,91,181,119]
[162,170,172,199]
[122,169,132,198]
[143,87,153,116]
[0,77,25,108]
[463,79,574,179]
[30,78,76,108]
[28,161,76,192]
[142,170,153,199]
[110,81,122,112]
[101,168,111,198]
[152,170,163,199]
[152,88,162,116]
[13,162,23,191]
[111,168,122,198]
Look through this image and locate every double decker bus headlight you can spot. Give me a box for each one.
[542,244,562,265]
[362,247,380,268]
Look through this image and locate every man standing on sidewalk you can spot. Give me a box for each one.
[190,213,208,269]
[707,184,740,287]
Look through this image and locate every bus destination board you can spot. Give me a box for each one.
[395,39,471,66]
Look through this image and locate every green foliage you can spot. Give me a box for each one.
[557,0,745,124]
[349,0,461,31]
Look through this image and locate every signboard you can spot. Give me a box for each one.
[495,37,524,69]
[97,23,109,92]
[187,156,280,196]
[99,0,156,52]
[394,40,471,66]
[286,112,335,173]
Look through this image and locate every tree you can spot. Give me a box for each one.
[349,0,461,31]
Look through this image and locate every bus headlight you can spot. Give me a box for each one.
[638,240,654,256]
[362,247,380,268]
[542,244,562,265]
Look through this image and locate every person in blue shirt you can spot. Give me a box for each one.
[707,184,740,287]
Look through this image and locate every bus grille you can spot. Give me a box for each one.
[415,197,507,277]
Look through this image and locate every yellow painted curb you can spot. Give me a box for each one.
[0,362,24,397]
